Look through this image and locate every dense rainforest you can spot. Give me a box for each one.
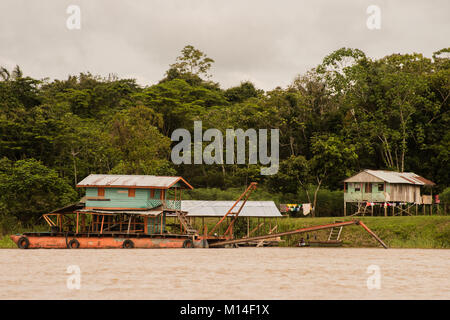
[0,46,449,230]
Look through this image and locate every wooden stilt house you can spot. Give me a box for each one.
[75,174,194,235]
[343,170,435,216]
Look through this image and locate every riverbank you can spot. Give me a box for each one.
[275,216,450,248]
[1,216,449,249]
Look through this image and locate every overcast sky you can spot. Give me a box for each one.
[0,0,449,90]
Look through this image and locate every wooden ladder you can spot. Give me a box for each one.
[176,211,197,234]
[328,221,343,241]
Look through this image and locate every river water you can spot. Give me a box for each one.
[0,248,448,300]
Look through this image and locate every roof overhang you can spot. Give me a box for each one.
[76,174,193,190]
[77,209,163,216]
[344,170,435,186]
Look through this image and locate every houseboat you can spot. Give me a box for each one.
[11,174,207,249]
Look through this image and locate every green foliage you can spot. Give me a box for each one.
[440,187,450,203]
[0,158,77,224]
[0,44,449,229]
[169,45,215,79]
[274,216,450,248]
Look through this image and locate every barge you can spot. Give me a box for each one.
[10,175,388,249]
[11,174,208,249]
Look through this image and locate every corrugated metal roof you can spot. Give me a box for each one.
[182,201,282,217]
[349,170,435,185]
[76,174,193,189]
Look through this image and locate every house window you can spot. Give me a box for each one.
[150,189,155,198]
[128,188,136,197]
[98,187,105,197]
[378,183,384,191]
[354,184,361,192]
[344,183,348,193]
[365,183,372,193]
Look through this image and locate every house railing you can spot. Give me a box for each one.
[165,200,181,210]
[146,199,181,210]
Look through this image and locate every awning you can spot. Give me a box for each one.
[77,209,163,216]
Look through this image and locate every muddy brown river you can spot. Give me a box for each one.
[0,248,448,299]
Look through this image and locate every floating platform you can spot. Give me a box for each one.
[10,232,206,249]
[303,240,343,247]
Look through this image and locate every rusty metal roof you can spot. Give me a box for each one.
[182,201,282,217]
[76,174,193,189]
[347,170,435,186]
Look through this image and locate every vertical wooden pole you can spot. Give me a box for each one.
[100,215,105,234]
[127,215,131,234]
[344,202,347,216]
[247,217,250,237]
[431,188,433,215]
[81,214,85,233]
[384,204,387,217]
[144,217,148,235]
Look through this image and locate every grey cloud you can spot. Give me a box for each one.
[0,0,448,90]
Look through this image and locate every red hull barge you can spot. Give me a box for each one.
[10,233,206,249]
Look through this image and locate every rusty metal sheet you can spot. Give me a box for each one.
[362,170,434,185]
[77,174,193,189]
[182,201,282,217]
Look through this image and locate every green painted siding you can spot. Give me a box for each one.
[147,189,162,209]
[147,213,166,234]
[344,182,388,203]
[86,187,98,197]
[86,187,157,209]
[85,186,180,209]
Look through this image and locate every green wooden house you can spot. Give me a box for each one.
[76,174,193,234]
[343,170,435,215]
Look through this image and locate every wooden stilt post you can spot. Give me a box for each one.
[247,217,250,238]
[263,217,266,234]
[100,215,105,234]
[344,201,347,216]
[384,205,387,217]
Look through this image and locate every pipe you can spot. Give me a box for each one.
[358,220,388,249]
[209,220,359,247]
[209,219,389,249]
